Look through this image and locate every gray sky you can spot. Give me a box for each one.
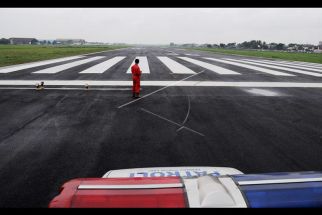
[0,8,322,45]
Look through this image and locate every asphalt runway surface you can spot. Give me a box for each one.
[1,47,322,207]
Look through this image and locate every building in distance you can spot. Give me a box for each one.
[9,38,38,45]
[55,39,86,45]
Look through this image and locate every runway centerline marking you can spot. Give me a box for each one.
[178,57,240,75]
[117,70,205,109]
[126,56,150,74]
[140,108,205,137]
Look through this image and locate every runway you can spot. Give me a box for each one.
[1,47,322,207]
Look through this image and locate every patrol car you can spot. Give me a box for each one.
[49,166,322,208]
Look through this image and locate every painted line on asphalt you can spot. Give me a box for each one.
[176,96,191,132]
[185,53,200,56]
[266,60,322,68]
[117,70,205,109]
[157,56,196,74]
[79,56,126,74]
[244,88,280,96]
[0,56,84,73]
[4,80,322,88]
[242,59,322,73]
[32,56,104,74]
[225,58,322,77]
[140,108,205,137]
[204,58,294,76]
[126,56,150,74]
[178,57,240,75]
[0,87,132,91]
[259,59,322,70]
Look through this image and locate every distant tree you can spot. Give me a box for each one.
[0,38,10,44]
[276,43,285,50]
[249,40,260,49]
[239,41,249,49]
[268,43,277,50]
[288,43,297,48]
[31,39,38,45]
[262,41,268,49]
[206,44,212,48]
[219,43,226,48]
[227,43,236,48]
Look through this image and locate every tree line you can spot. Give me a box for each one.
[0,38,10,44]
[0,38,59,45]
[202,40,318,51]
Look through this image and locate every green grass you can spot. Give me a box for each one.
[0,45,130,67]
[188,48,322,64]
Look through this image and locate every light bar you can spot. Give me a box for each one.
[78,183,184,190]
[237,177,322,185]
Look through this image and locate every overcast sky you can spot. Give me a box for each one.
[0,8,321,45]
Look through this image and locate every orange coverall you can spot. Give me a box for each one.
[131,64,142,94]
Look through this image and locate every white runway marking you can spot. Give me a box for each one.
[204,58,294,76]
[178,57,240,75]
[0,56,84,73]
[79,56,126,74]
[0,87,132,91]
[245,88,280,96]
[33,56,104,74]
[243,59,322,73]
[225,58,322,77]
[185,54,200,56]
[259,59,322,70]
[3,80,322,88]
[126,56,150,74]
[269,60,322,68]
[157,56,196,74]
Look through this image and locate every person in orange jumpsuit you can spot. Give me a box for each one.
[131,59,142,98]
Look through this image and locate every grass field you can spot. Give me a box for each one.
[189,48,322,64]
[0,45,129,67]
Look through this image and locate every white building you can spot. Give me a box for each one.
[55,39,86,45]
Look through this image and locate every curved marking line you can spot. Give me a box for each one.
[117,70,205,109]
[141,108,205,137]
[176,126,185,132]
[181,96,191,126]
